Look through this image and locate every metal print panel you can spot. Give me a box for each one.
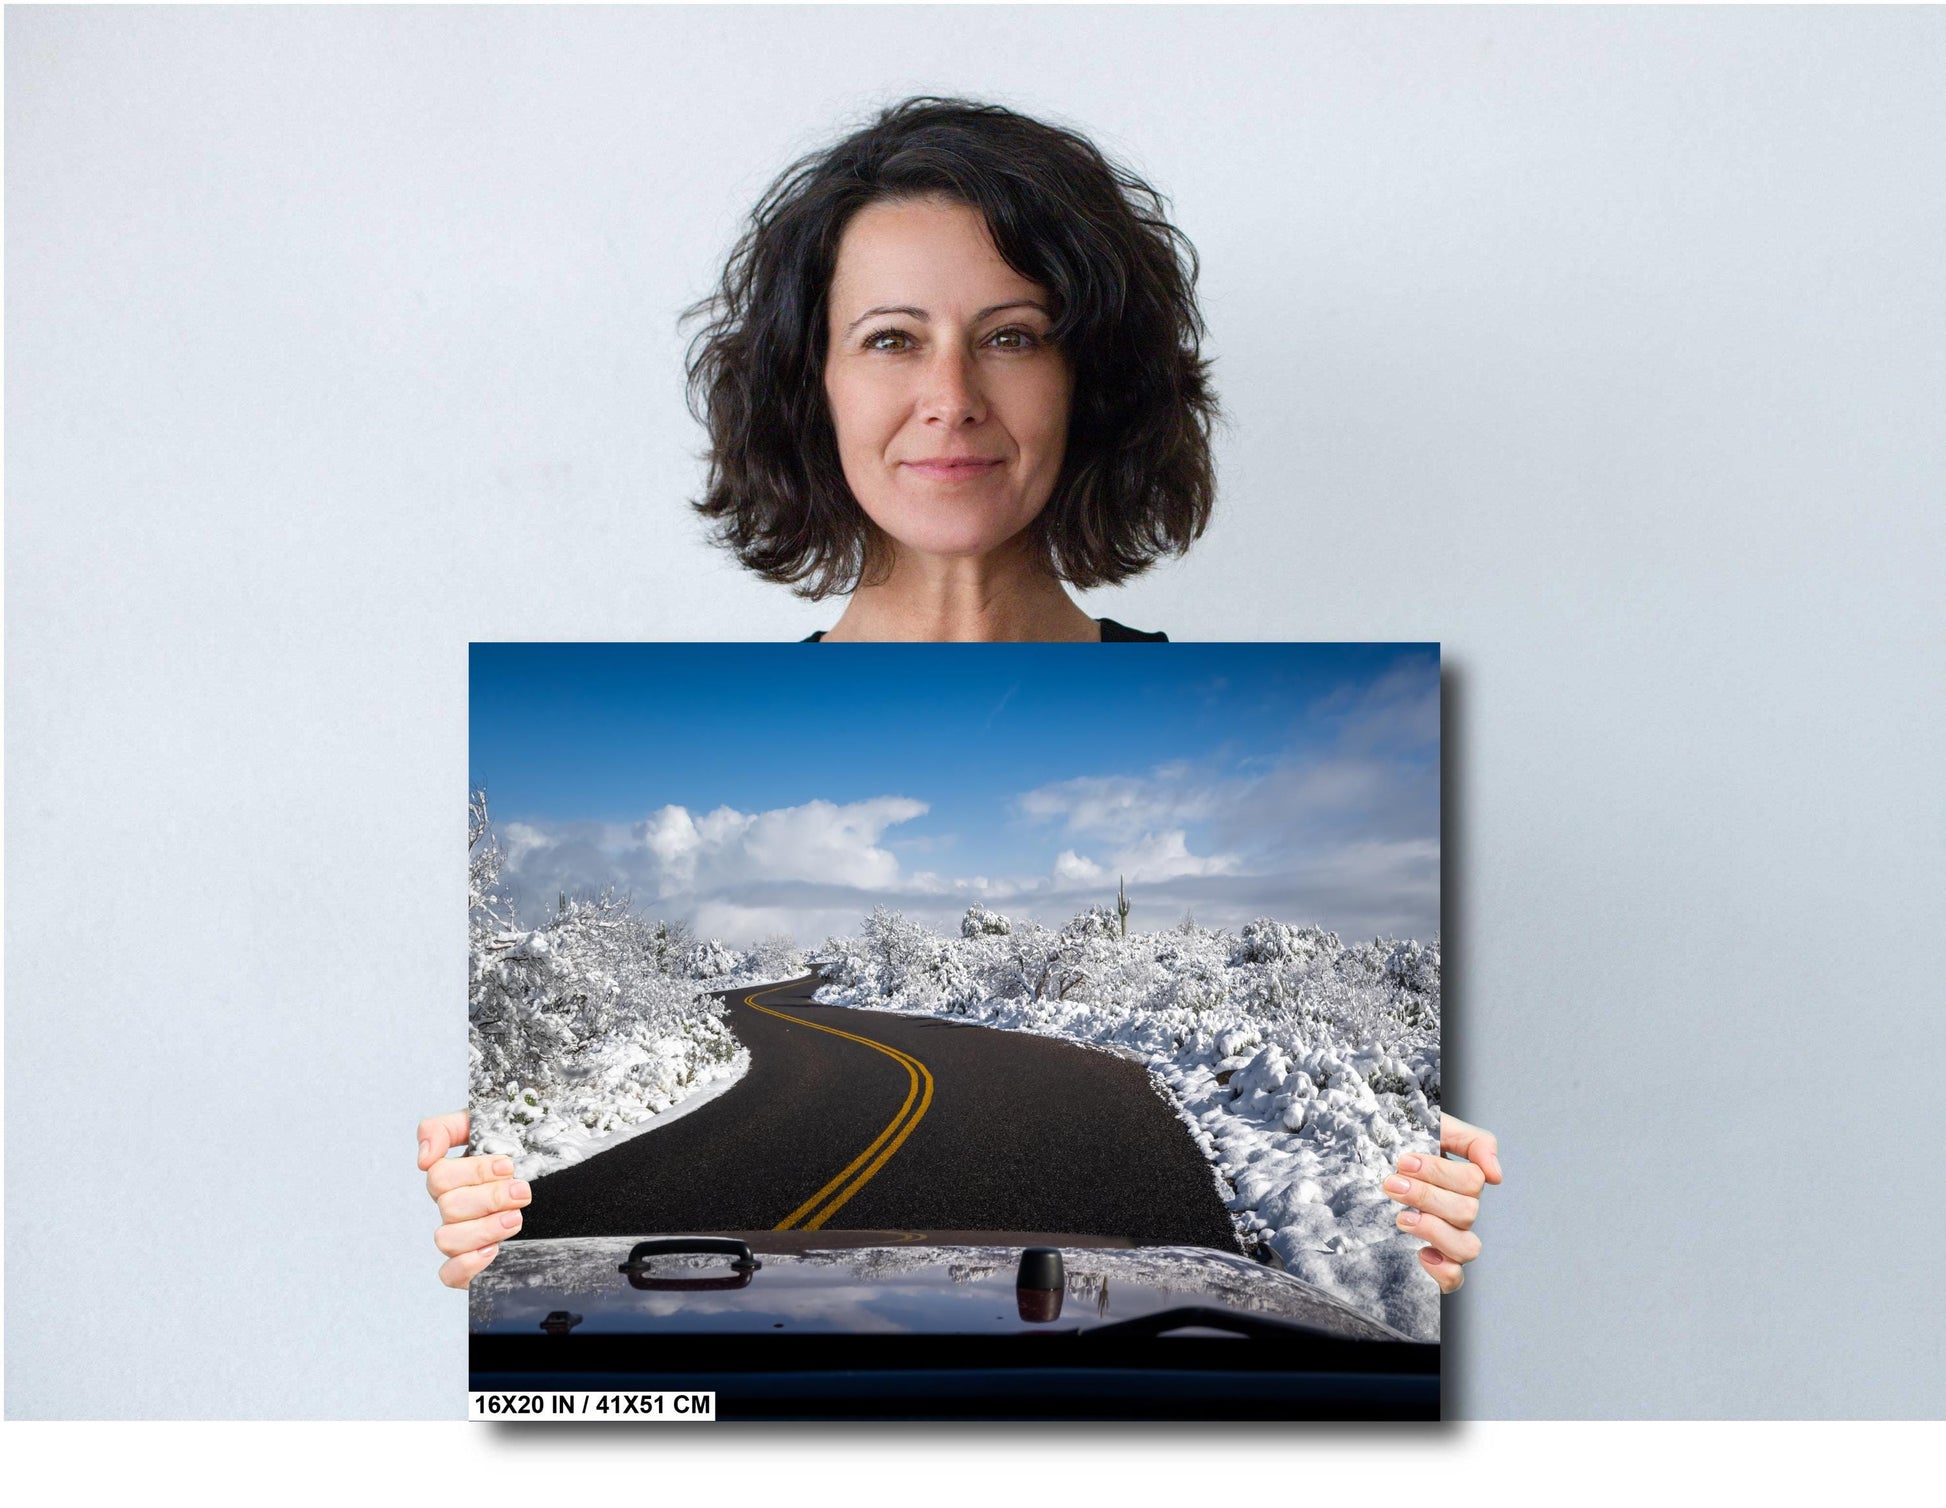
[467,641,1442,1419]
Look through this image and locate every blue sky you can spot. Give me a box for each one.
[471,642,1440,946]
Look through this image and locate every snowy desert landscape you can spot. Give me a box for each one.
[469,794,1442,1340]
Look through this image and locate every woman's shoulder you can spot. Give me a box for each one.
[802,619,1167,643]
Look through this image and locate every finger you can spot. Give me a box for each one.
[1394,1206,1481,1265]
[417,1111,470,1171]
[1382,1170,1480,1231]
[1393,1150,1486,1198]
[437,1177,533,1224]
[1440,1113,1503,1184]
[440,1243,501,1290]
[435,1207,525,1258]
[427,1153,516,1200]
[1419,1243,1464,1294]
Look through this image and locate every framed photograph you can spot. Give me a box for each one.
[466,640,1442,1419]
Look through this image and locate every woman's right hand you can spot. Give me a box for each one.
[418,1110,531,1289]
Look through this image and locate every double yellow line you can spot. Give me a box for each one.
[741,984,935,1232]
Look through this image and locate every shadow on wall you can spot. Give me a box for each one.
[1439,657,1470,1419]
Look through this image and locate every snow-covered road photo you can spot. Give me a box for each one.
[469,642,1443,1341]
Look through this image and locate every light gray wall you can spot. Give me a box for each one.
[8,5,1942,1418]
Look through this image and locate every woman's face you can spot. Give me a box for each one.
[823,195,1072,565]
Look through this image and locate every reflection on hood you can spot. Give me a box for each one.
[470,1236,1413,1342]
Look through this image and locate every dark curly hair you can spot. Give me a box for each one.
[683,96,1218,600]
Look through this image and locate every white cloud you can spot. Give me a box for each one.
[1015,772,1218,842]
[716,796,924,892]
[635,795,927,896]
[1111,829,1243,883]
[1052,849,1104,886]
[498,821,554,870]
[1048,832,1241,889]
[496,794,930,935]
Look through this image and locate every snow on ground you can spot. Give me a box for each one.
[812,905,1443,1342]
[467,935,816,1180]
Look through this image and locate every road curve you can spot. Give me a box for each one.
[515,973,1240,1250]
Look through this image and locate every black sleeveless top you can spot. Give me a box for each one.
[803,616,1167,643]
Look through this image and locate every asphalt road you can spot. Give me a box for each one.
[515,973,1240,1250]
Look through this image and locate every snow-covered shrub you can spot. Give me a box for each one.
[1165,955,1229,1016]
[812,907,992,1011]
[1064,904,1119,942]
[1231,918,1339,966]
[467,793,747,1177]
[961,904,1012,938]
[642,918,694,975]
[685,938,740,979]
[742,934,805,979]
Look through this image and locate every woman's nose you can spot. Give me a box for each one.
[917,346,986,426]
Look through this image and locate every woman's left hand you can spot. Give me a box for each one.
[1384,1112,1502,1293]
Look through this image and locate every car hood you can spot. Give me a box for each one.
[470,1230,1414,1343]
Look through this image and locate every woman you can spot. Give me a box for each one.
[422,96,1501,1293]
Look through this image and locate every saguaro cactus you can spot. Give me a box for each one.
[1117,874,1130,939]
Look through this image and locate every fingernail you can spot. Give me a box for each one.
[1398,1209,1421,1227]
[509,1181,531,1203]
[500,1211,522,1230]
[1384,1176,1412,1196]
[1420,1245,1442,1262]
[419,1140,431,1163]
[477,1244,499,1261]
[492,1158,513,1177]
[1398,1154,1422,1173]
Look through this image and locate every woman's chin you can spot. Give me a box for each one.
[876,509,1038,564]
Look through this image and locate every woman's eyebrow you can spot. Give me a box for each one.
[845,304,927,334]
[974,300,1051,323]
[843,299,1050,336]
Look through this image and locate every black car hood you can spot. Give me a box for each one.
[470,1230,1415,1343]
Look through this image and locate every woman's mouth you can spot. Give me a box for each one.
[901,457,1003,481]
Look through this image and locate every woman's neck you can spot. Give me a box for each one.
[822,539,1101,643]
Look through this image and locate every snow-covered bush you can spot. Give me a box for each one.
[813,908,979,1011]
[1064,903,1120,942]
[961,904,1012,938]
[642,918,694,975]
[1231,918,1337,966]
[685,938,739,979]
[467,793,747,1177]
[747,934,806,978]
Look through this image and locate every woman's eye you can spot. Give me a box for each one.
[987,327,1040,350]
[864,329,914,352]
